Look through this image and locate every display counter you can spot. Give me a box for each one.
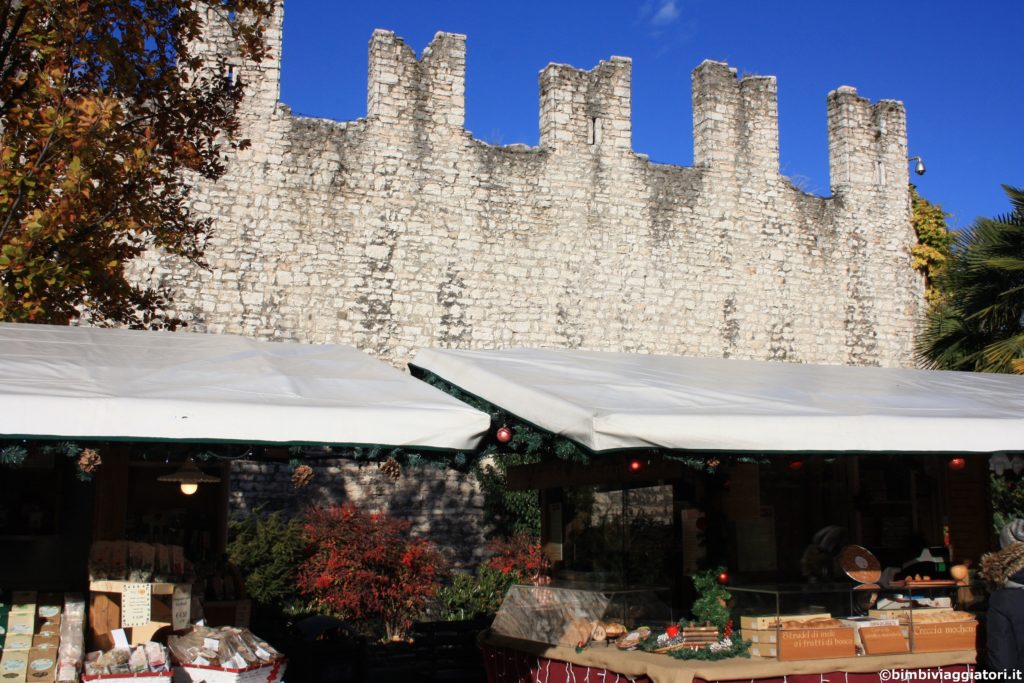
[481,632,975,683]
[484,581,977,683]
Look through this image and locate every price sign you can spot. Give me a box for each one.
[172,586,191,630]
[121,583,152,628]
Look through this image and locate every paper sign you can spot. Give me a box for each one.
[111,629,130,651]
[172,587,191,631]
[121,583,152,628]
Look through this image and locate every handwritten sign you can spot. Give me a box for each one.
[121,583,152,628]
[172,586,191,630]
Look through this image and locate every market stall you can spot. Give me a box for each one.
[0,322,491,683]
[411,346,1024,681]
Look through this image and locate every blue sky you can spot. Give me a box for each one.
[279,1,1022,231]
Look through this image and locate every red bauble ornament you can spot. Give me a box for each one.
[628,458,643,473]
[717,571,730,585]
[665,624,679,639]
[948,457,966,471]
[789,460,804,471]
[496,426,513,443]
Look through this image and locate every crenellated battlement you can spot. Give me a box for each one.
[539,56,632,152]
[827,86,908,195]
[367,30,466,131]
[162,15,923,376]
[209,17,910,202]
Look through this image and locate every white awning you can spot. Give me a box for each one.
[0,323,488,449]
[411,347,1024,453]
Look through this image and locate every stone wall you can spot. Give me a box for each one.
[229,459,487,567]
[135,6,926,559]
[135,7,924,369]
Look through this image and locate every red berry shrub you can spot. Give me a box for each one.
[484,532,545,581]
[297,503,446,641]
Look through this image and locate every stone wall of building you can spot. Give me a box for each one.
[137,6,925,557]
[229,459,487,567]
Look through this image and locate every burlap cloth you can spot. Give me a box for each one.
[483,633,976,683]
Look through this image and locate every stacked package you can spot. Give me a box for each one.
[167,626,280,670]
[82,642,169,678]
[57,595,85,683]
[0,592,60,683]
[88,542,188,583]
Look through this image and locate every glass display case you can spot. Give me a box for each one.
[490,582,672,647]
[728,582,974,659]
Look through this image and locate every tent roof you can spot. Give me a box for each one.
[411,347,1024,454]
[0,323,488,449]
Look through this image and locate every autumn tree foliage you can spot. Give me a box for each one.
[909,184,955,305]
[297,503,447,641]
[0,0,273,326]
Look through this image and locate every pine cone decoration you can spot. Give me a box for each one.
[77,448,102,474]
[707,457,721,470]
[291,464,314,489]
[380,457,401,481]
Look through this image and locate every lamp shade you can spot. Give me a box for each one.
[157,459,221,488]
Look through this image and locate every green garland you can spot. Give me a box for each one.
[0,445,27,466]
[667,637,751,661]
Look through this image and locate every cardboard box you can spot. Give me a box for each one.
[33,596,60,625]
[29,636,57,653]
[25,648,55,683]
[778,627,856,661]
[1,649,29,682]
[9,595,35,616]
[911,620,977,653]
[5,615,34,638]
[4,635,32,652]
[33,624,57,640]
[739,612,830,630]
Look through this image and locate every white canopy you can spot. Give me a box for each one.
[411,347,1024,453]
[0,323,488,449]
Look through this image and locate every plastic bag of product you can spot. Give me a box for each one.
[128,646,149,674]
[83,652,105,676]
[223,629,257,665]
[167,632,206,666]
[98,648,130,674]
[238,630,280,662]
[170,546,185,581]
[143,642,168,672]
[63,594,86,622]
[153,545,171,582]
[88,542,113,581]
[127,543,155,583]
